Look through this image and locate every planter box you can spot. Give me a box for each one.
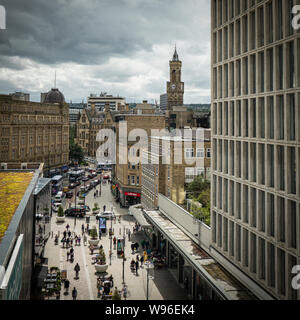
[56,216,65,223]
[95,263,108,273]
[89,239,99,246]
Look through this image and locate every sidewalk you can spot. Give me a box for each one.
[44,181,188,300]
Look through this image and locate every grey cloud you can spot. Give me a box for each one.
[0,0,210,65]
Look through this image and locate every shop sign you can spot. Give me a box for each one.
[124,192,141,197]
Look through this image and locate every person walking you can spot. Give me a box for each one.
[74,263,80,279]
[78,235,81,246]
[72,287,77,300]
[63,230,67,239]
[68,230,71,238]
[128,230,131,241]
[103,205,106,212]
[66,224,70,231]
[66,237,69,248]
[64,279,70,295]
[81,224,85,234]
[122,285,128,300]
[135,260,139,276]
[83,234,87,246]
[140,255,144,267]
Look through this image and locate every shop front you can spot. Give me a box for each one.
[119,187,141,207]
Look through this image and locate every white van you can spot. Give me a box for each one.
[54,191,63,203]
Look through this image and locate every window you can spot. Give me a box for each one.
[136,176,139,185]
[127,176,130,185]
[206,148,211,158]
[259,238,266,280]
[196,167,205,177]
[185,168,194,183]
[131,176,135,185]
[185,148,194,159]
[196,148,205,158]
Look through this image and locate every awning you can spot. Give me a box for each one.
[129,205,152,228]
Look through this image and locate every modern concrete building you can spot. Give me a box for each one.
[211,0,300,300]
[160,93,168,111]
[0,163,44,300]
[141,128,211,210]
[87,92,125,111]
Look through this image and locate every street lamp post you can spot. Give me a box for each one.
[109,213,113,266]
[145,261,154,300]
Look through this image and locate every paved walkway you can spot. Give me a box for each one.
[44,178,188,300]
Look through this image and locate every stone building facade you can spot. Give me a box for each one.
[0,94,69,175]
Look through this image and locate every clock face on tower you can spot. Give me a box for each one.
[171,84,176,90]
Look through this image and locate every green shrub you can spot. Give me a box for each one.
[90,226,98,239]
[57,206,64,217]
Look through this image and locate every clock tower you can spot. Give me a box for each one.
[167,46,184,110]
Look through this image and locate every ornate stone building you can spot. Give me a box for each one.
[167,47,184,109]
[0,89,69,175]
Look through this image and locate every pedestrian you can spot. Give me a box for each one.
[72,287,77,300]
[128,230,131,241]
[75,235,78,245]
[136,254,139,262]
[68,231,71,238]
[99,230,102,240]
[86,223,89,233]
[131,243,134,253]
[70,247,74,255]
[66,224,70,231]
[122,285,128,300]
[66,238,69,248]
[81,224,85,234]
[135,260,139,275]
[113,236,116,247]
[62,238,65,248]
[94,191,96,199]
[140,255,144,266]
[64,279,70,295]
[67,251,70,261]
[74,263,80,279]
[103,205,106,212]
[78,235,81,246]
[83,234,87,246]
[63,230,67,238]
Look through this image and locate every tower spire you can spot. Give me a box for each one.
[172,44,179,61]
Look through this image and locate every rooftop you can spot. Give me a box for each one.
[0,172,34,242]
[143,209,257,300]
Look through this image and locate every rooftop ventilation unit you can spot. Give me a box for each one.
[0,163,7,170]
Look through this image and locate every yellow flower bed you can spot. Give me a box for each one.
[0,172,34,242]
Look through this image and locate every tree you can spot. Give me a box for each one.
[57,206,64,217]
[69,143,84,164]
[186,176,210,199]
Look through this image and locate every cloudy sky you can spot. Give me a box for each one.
[0,0,211,104]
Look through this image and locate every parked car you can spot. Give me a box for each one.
[82,176,89,182]
[96,211,115,220]
[103,174,110,179]
[66,191,73,199]
[68,183,75,189]
[64,207,85,218]
[79,205,90,212]
[94,179,100,185]
[52,202,62,212]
